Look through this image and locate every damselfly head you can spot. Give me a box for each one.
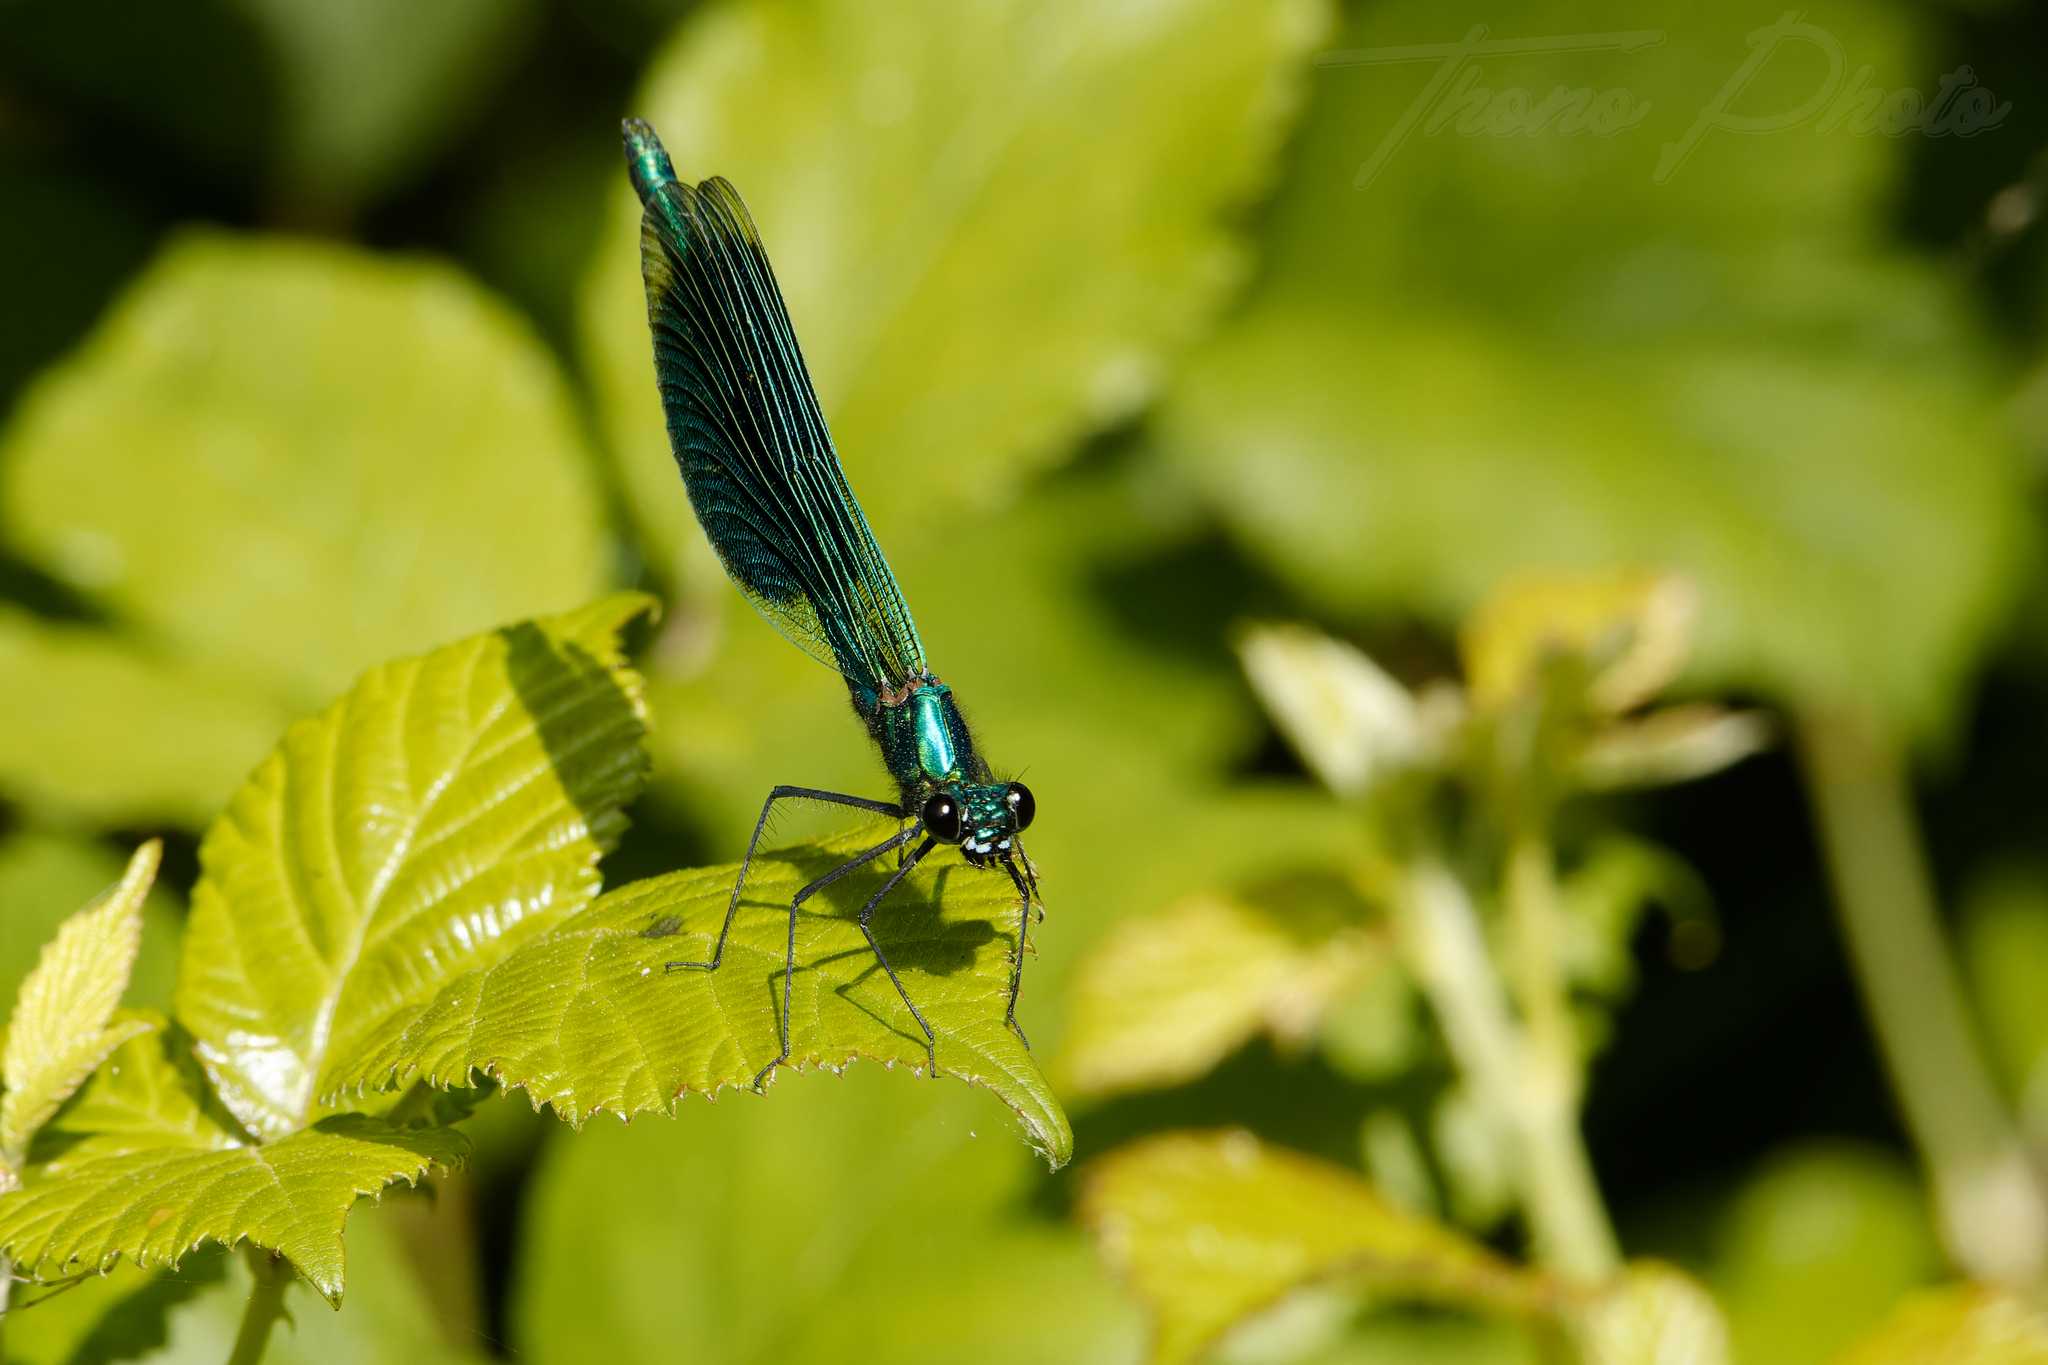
[921,781,1034,866]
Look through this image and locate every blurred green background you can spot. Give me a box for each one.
[3,0,2047,1360]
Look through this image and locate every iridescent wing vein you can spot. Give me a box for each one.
[631,133,925,697]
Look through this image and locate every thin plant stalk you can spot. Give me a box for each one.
[1504,828,1619,1281]
[1798,703,2048,1285]
[1388,847,1619,1282]
[227,1248,292,1365]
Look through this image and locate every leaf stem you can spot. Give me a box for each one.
[1797,704,2048,1285]
[1388,847,1617,1282]
[1503,828,1618,1281]
[227,1247,292,1365]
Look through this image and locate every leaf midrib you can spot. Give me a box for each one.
[297,644,509,1126]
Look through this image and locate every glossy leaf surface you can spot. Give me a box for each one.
[0,1115,465,1304]
[175,594,653,1140]
[329,823,1071,1166]
[0,841,161,1171]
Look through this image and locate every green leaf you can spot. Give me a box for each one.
[1080,1130,1549,1364]
[0,232,611,823]
[0,828,183,1011]
[174,593,654,1141]
[1574,706,1772,793]
[0,1114,466,1304]
[1569,1263,1731,1365]
[1,840,161,1172]
[1058,882,1387,1098]
[515,1066,1135,1364]
[1236,622,1435,800]
[35,1016,243,1164]
[1458,572,1696,718]
[326,822,1071,1166]
[0,607,297,829]
[1707,1143,1940,1365]
[1830,1284,2048,1365]
[580,0,1329,572]
[1156,1,2031,737]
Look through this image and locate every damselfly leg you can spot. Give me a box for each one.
[667,785,939,1089]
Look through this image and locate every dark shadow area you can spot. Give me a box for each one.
[497,617,651,854]
[1586,746,1906,1205]
[599,782,724,890]
[0,152,167,419]
[753,841,999,988]
[0,0,275,202]
[0,554,109,626]
[1898,5,2048,348]
[1084,522,1300,676]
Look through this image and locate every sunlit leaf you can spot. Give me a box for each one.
[516,1067,1135,1363]
[0,831,184,1013]
[1568,1263,1731,1365]
[1081,1130,1550,1364]
[1830,1284,2048,1365]
[1575,706,1772,792]
[1237,622,1437,799]
[1,840,161,1172]
[327,822,1071,1166]
[34,1016,243,1164]
[580,0,1330,572]
[175,594,654,1140]
[1460,572,1696,717]
[1059,886,1386,1098]
[0,1115,466,1304]
[0,232,611,822]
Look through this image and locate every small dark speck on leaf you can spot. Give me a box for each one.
[641,914,683,939]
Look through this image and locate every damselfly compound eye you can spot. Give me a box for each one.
[921,791,963,842]
[1004,782,1035,832]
